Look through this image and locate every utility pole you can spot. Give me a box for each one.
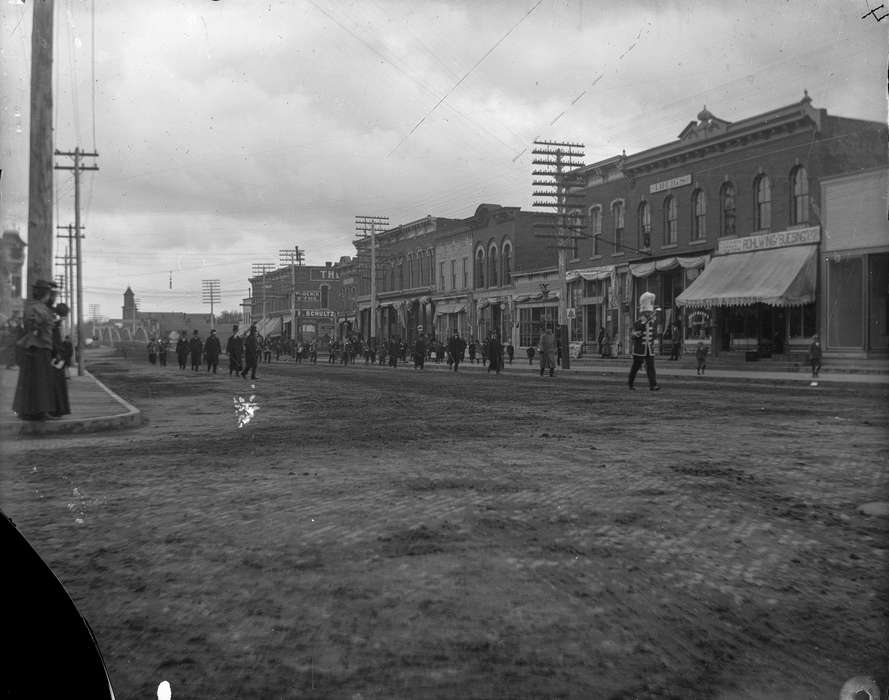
[279,246,304,341]
[355,215,389,343]
[55,148,99,377]
[27,0,54,288]
[56,223,77,334]
[251,263,276,329]
[532,140,585,370]
[201,280,221,330]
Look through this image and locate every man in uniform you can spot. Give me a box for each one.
[628,291,661,391]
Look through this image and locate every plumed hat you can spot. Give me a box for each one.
[639,292,656,313]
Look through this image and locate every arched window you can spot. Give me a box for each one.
[589,205,602,255]
[720,182,736,237]
[754,174,771,230]
[397,258,404,289]
[612,201,625,253]
[637,201,651,249]
[502,242,513,285]
[692,189,706,240]
[488,245,499,287]
[790,166,809,225]
[475,248,486,289]
[663,196,677,245]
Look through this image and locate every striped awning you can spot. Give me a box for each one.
[566,265,614,283]
[433,301,466,317]
[629,255,709,278]
[676,245,816,308]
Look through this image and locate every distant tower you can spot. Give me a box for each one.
[122,286,135,319]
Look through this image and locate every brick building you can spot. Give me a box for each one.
[572,93,887,356]
[351,204,555,347]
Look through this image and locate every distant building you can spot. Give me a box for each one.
[92,286,216,344]
[0,230,26,320]
[247,257,348,344]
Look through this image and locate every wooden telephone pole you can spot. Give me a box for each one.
[532,140,585,370]
[355,215,389,342]
[27,0,55,288]
[55,149,98,377]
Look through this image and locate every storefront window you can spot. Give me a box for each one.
[519,306,557,346]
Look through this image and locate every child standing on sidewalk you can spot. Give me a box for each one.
[807,334,822,386]
[695,341,708,375]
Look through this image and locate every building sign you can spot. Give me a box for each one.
[649,174,692,194]
[717,226,821,254]
[296,291,320,301]
[581,296,604,305]
[297,309,335,318]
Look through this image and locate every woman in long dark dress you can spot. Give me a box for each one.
[12,280,57,420]
[49,303,71,418]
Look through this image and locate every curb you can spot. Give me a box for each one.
[2,371,142,438]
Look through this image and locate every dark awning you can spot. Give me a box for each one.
[676,245,816,308]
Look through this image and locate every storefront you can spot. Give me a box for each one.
[630,256,709,355]
[513,292,560,347]
[433,299,468,338]
[566,265,614,352]
[676,228,819,355]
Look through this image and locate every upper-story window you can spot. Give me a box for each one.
[450,260,457,290]
[692,189,706,240]
[720,182,736,237]
[754,174,771,231]
[612,201,625,253]
[589,205,602,256]
[637,201,651,250]
[488,245,499,287]
[502,242,513,284]
[475,248,485,289]
[663,196,678,245]
[406,254,415,288]
[790,166,809,225]
[439,261,445,290]
[462,257,468,288]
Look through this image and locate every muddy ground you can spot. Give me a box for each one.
[2,355,888,699]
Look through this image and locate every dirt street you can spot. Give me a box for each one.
[2,355,887,699]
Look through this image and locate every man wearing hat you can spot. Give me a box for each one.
[413,326,426,370]
[241,324,259,380]
[12,279,58,420]
[204,328,222,373]
[628,291,661,391]
[226,325,243,376]
[189,329,203,372]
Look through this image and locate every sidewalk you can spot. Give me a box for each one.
[0,366,141,437]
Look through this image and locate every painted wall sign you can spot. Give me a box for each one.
[649,174,692,194]
[717,226,821,254]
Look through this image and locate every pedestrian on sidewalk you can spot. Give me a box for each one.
[695,341,708,375]
[61,334,74,377]
[807,334,822,384]
[487,330,503,374]
[204,329,222,373]
[526,344,536,365]
[12,279,57,421]
[189,330,203,372]
[506,340,514,365]
[413,327,426,370]
[447,330,466,372]
[628,292,661,391]
[147,337,158,365]
[49,302,71,418]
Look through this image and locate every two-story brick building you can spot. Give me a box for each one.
[351,204,555,348]
[573,93,887,357]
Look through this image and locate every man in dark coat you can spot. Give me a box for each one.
[189,330,203,372]
[628,292,661,391]
[446,330,467,372]
[175,332,189,370]
[388,336,400,368]
[226,325,243,376]
[413,327,426,370]
[241,325,259,380]
[204,328,222,373]
[157,336,168,367]
[486,331,503,374]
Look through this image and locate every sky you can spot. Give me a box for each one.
[1,0,886,318]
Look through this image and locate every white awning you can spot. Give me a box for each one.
[254,316,282,337]
[676,245,816,308]
[629,255,710,278]
[566,265,614,283]
[433,302,466,317]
